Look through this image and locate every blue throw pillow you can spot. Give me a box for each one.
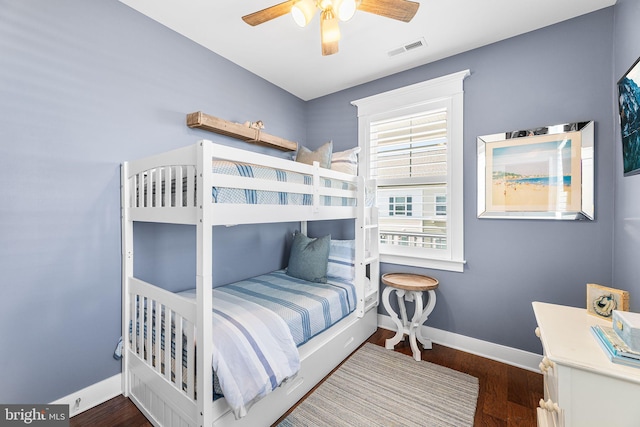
[286,232,331,283]
[327,239,355,281]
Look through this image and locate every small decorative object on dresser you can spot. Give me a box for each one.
[586,283,630,319]
[613,310,640,352]
[591,324,640,367]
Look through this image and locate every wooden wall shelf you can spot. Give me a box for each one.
[186,111,298,152]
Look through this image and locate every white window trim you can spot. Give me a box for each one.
[351,70,469,273]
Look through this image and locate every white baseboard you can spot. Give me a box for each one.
[378,314,542,372]
[51,373,122,417]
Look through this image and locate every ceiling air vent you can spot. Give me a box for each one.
[388,38,427,57]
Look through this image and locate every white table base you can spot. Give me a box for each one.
[382,286,437,361]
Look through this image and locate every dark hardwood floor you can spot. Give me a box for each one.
[70,328,542,427]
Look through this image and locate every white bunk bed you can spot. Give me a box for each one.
[121,140,379,427]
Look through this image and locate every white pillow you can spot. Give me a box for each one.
[331,147,360,175]
[327,239,355,281]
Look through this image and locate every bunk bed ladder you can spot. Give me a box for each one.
[355,178,379,317]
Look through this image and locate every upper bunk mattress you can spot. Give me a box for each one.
[135,160,356,209]
[211,160,356,207]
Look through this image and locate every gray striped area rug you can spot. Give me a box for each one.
[278,343,479,427]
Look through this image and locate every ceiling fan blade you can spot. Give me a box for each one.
[357,0,420,23]
[242,0,296,26]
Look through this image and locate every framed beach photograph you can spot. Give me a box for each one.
[617,56,640,176]
[477,121,594,220]
[586,283,629,319]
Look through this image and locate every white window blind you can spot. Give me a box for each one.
[371,109,449,252]
[352,70,469,272]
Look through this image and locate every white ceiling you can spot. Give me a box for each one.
[119,0,616,101]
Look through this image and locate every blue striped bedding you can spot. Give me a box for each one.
[213,270,357,346]
[176,270,357,418]
[211,160,356,206]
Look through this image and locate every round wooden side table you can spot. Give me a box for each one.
[381,273,439,361]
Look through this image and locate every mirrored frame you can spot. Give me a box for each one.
[477,121,594,220]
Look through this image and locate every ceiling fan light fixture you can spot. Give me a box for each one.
[320,7,340,55]
[321,8,340,42]
[243,0,420,56]
[336,0,357,21]
[291,0,317,27]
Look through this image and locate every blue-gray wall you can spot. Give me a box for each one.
[0,0,305,404]
[0,0,630,406]
[307,8,617,354]
[613,1,640,306]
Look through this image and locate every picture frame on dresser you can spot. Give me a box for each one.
[586,283,630,319]
[477,121,594,220]
[617,56,640,176]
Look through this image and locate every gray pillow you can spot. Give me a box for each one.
[286,232,331,283]
[295,141,333,169]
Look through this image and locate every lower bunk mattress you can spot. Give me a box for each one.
[132,269,357,418]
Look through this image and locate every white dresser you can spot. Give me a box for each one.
[532,302,640,427]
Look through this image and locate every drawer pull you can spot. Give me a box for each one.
[535,327,541,338]
[539,398,560,413]
[284,376,304,395]
[539,356,555,373]
[343,336,355,348]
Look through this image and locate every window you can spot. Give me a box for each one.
[435,195,447,216]
[352,70,469,272]
[389,196,412,217]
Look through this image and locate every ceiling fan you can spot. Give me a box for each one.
[242,0,420,56]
